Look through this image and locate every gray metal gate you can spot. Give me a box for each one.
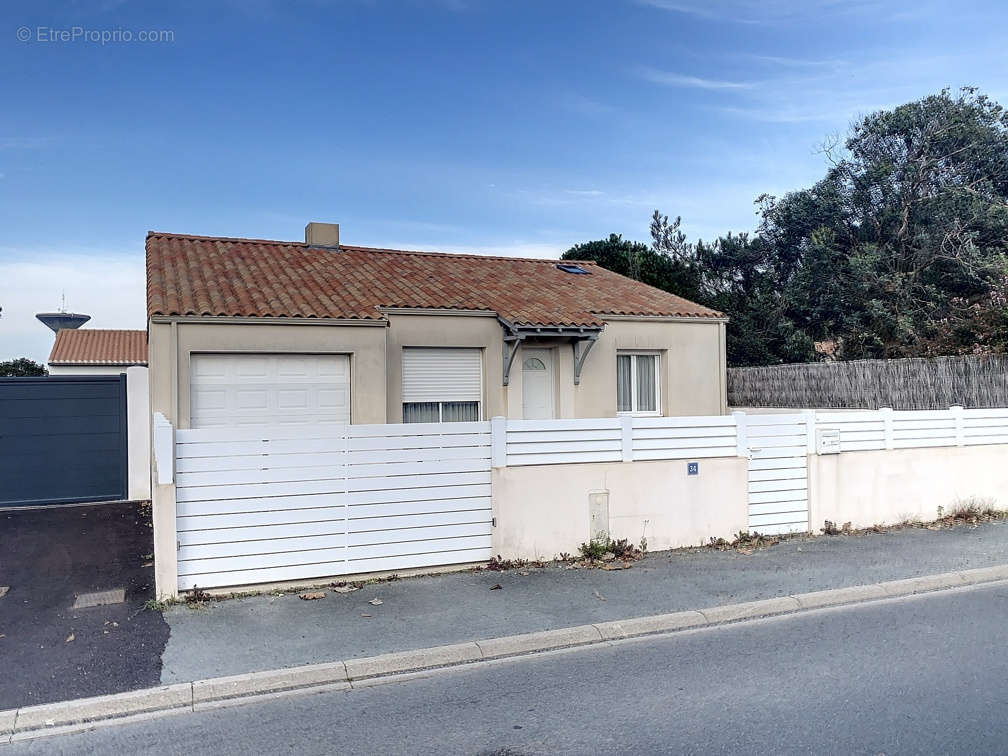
[0,375,127,507]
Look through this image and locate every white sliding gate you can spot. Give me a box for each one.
[742,413,810,535]
[174,421,493,590]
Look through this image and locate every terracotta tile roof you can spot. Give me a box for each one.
[146,232,723,327]
[49,329,148,366]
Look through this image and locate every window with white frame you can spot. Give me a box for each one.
[616,352,661,415]
[402,347,482,423]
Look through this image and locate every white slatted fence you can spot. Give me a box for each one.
[814,406,1008,452]
[631,415,738,461]
[504,418,623,466]
[174,421,492,590]
[504,415,738,466]
[814,410,887,452]
[962,407,1008,445]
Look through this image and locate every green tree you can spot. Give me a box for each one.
[563,232,703,303]
[650,216,815,366]
[0,358,48,376]
[759,87,1008,360]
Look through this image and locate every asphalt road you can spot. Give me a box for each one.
[13,581,1008,755]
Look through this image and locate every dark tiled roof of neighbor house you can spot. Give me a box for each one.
[145,232,723,327]
[49,329,148,365]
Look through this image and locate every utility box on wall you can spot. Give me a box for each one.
[588,490,609,541]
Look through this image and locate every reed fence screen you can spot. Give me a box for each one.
[728,355,1008,410]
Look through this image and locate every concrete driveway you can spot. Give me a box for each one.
[0,501,169,709]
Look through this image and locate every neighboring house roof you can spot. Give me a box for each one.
[146,232,723,328]
[49,329,148,366]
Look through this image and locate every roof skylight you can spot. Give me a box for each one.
[556,263,590,275]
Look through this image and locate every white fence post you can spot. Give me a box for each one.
[152,412,174,485]
[733,411,749,457]
[951,405,965,446]
[803,410,816,455]
[620,415,634,462]
[880,407,894,450]
[491,416,506,468]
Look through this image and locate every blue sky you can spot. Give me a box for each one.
[3,0,1008,363]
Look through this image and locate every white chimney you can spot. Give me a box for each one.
[305,222,340,246]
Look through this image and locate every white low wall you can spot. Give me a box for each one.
[810,444,1008,529]
[126,366,151,501]
[492,457,748,560]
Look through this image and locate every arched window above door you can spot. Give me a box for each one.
[523,357,546,371]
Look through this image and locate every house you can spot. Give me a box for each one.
[146,223,727,433]
[47,328,148,374]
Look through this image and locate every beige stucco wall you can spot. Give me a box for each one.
[492,456,748,560]
[577,319,726,418]
[385,313,506,422]
[810,445,1008,530]
[382,315,729,421]
[149,321,176,597]
[149,314,727,428]
[147,320,387,428]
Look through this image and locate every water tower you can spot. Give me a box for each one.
[36,293,90,333]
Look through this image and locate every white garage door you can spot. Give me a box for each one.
[190,354,350,428]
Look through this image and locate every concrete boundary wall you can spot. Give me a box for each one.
[810,444,1008,530]
[492,457,749,560]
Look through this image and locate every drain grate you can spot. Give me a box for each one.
[72,588,125,609]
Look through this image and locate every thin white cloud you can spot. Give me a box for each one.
[743,54,847,69]
[634,67,754,90]
[0,137,50,149]
[636,0,888,25]
[635,0,763,24]
[0,251,145,365]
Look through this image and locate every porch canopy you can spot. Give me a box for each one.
[499,317,602,386]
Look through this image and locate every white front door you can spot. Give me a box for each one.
[521,348,555,419]
[189,353,351,428]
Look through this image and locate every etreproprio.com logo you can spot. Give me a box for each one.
[17,26,175,44]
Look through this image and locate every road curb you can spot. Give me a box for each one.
[10,684,191,734]
[475,625,603,659]
[192,661,349,704]
[344,642,482,680]
[5,563,1008,741]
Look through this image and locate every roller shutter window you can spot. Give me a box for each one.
[402,347,482,423]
